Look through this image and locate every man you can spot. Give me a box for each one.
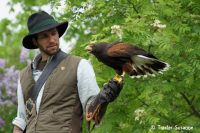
[12,11,123,133]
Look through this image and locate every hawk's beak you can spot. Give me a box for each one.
[85,45,93,53]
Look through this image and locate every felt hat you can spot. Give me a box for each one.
[22,11,68,49]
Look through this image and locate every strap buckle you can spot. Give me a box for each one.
[25,98,35,118]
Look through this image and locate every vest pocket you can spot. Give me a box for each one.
[52,110,71,130]
[37,110,70,131]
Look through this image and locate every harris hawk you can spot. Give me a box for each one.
[86,42,169,80]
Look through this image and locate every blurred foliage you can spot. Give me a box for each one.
[0,105,17,133]
[0,0,200,132]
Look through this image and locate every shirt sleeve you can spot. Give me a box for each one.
[77,59,100,114]
[12,78,27,130]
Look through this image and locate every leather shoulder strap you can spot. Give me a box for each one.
[30,50,67,102]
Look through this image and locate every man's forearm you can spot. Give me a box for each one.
[13,125,23,133]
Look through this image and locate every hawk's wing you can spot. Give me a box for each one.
[107,42,147,58]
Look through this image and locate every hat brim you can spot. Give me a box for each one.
[22,21,68,49]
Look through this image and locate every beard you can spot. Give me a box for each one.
[38,43,60,56]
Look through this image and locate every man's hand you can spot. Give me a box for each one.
[13,126,23,133]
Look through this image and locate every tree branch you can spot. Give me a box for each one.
[135,87,149,106]
[127,0,139,14]
[180,92,200,119]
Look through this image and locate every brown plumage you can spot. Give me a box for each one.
[86,42,170,78]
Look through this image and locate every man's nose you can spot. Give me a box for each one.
[49,35,55,43]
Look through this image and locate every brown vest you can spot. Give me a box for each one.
[20,55,83,133]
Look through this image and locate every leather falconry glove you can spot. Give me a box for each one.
[86,75,124,125]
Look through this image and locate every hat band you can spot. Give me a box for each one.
[30,19,58,33]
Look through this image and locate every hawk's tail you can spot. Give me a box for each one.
[129,55,170,78]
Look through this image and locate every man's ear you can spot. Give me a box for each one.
[32,38,38,46]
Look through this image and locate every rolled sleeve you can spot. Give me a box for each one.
[12,117,26,130]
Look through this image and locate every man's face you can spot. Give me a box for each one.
[34,28,60,55]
